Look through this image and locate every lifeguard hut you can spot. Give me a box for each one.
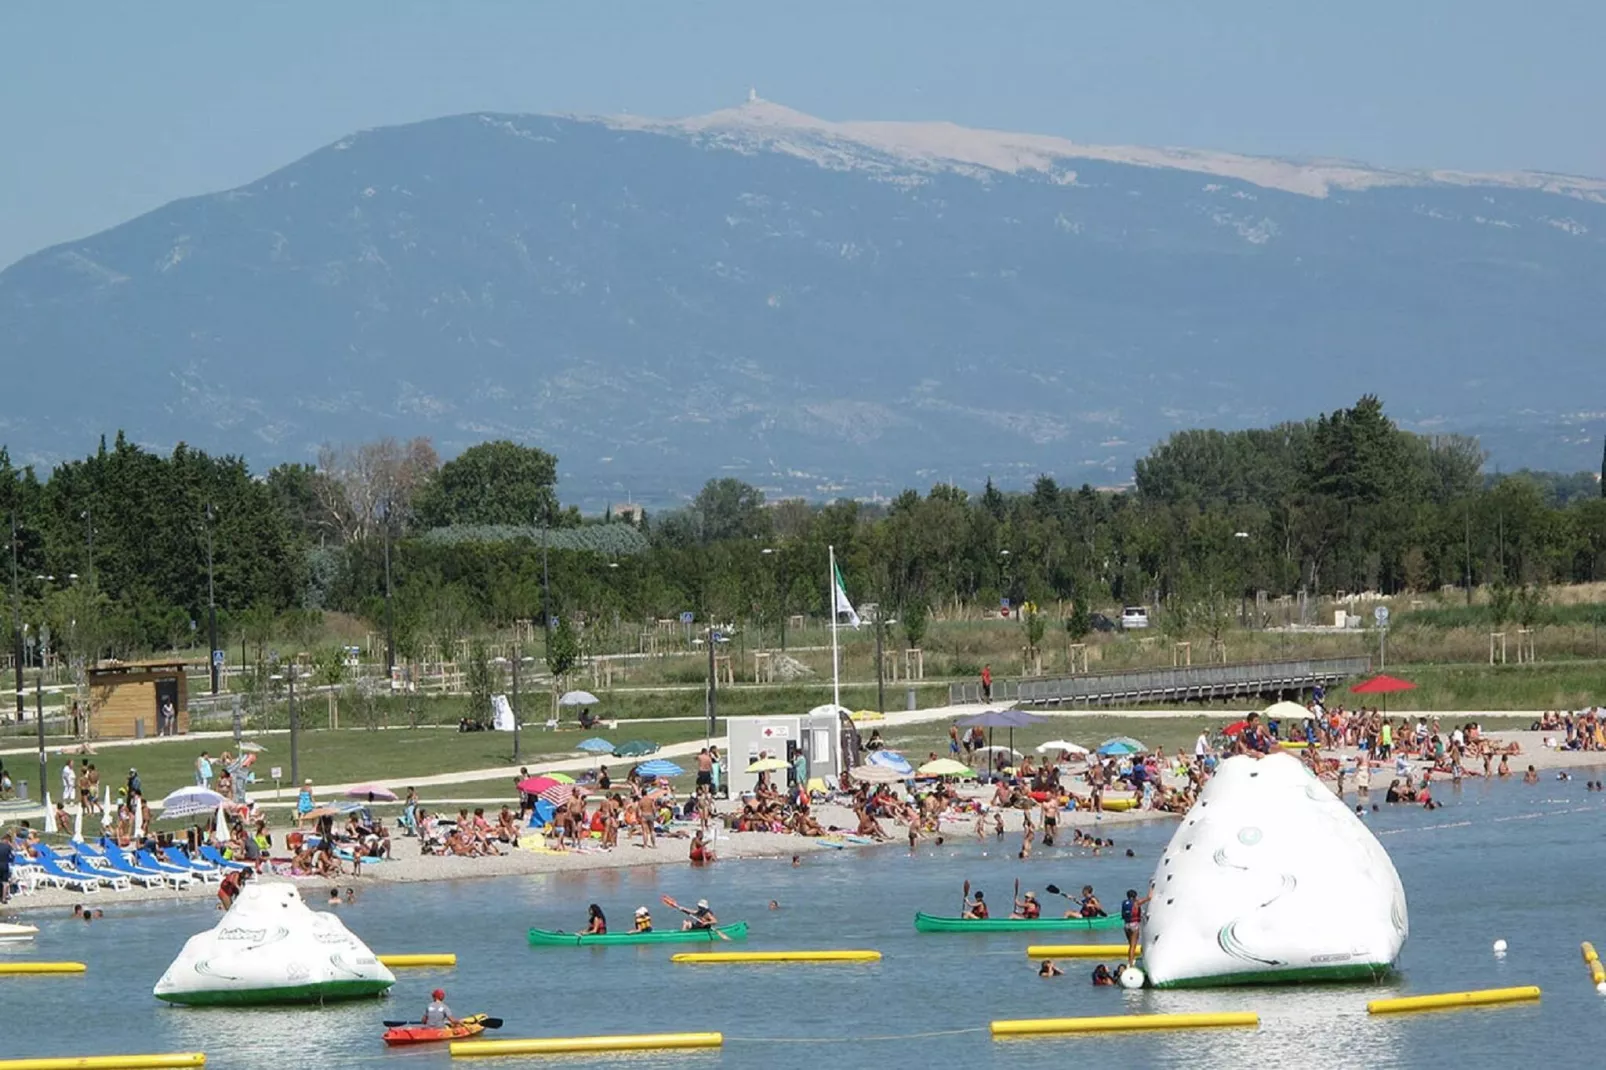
[85,659,197,739]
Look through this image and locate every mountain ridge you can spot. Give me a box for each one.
[1,99,1602,507]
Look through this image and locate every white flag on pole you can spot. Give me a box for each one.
[832,561,861,628]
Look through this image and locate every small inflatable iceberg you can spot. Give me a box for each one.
[154,881,394,1005]
[1141,752,1407,988]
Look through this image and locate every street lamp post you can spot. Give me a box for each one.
[510,644,522,763]
[206,503,220,694]
[383,511,395,680]
[288,661,300,785]
[10,515,24,726]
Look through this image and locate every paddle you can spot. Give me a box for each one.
[382,1018,503,1029]
[1014,877,1020,911]
[1044,883,1073,899]
[660,894,731,940]
[961,878,970,915]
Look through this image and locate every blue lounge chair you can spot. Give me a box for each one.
[21,846,100,893]
[136,848,203,883]
[198,845,251,873]
[99,845,188,889]
[162,846,223,881]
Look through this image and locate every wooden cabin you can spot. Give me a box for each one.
[86,660,196,739]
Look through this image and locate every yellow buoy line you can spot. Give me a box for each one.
[1367,986,1541,1015]
[671,950,882,964]
[0,962,87,976]
[1582,942,1605,987]
[377,953,458,968]
[451,1033,724,1057]
[1026,945,1135,959]
[991,1013,1259,1037]
[0,1055,205,1070]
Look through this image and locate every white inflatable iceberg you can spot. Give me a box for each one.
[154,881,394,1005]
[1141,752,1407,988]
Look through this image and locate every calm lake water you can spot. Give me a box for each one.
[5,770,1605,1069]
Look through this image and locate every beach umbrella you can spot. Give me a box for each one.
[344,784,398,801]
[613,740,660,758]
[808,703,853,719]
[1036,740,1087,756]
[101,784,113,830]
[1097,739,1142,757]
[636,759,684,779]
[214,804,230,843]
[850,709,885,722]
[539,783,574,806]
[559,690,601,707]
[1263,700,1310,721]
[238,741,267,753]
[539,772,576,784]
[1222,720,1250,737]
[303,804,342,821]
[745,757,790,773]
[867,750,914,776]
[917,758,974,777]
[131,797,144,840]
[1350,674,1416,694]
[517,776,561,795]
[848,764,905,784]
[160,786,227,820]
[575,737,615,754]
[42,792,56,834]
[975,745,1022,758]
[71,805,83,843]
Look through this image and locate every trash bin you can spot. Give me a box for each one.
[906,687,917,711]
[135,718,145,740]
[16,780,26,801]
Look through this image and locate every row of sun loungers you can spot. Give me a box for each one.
[10,841,250,895]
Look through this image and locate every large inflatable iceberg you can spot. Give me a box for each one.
[1141,752,1407,988]
[154,881,395,1005]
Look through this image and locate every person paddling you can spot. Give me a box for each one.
[422,988,461,1030]
[1012,890,1041,919]
[962,889,989,919]
[668,897,717,931]
[1120,888,1151,967]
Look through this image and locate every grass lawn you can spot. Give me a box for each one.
[40,720,712,810]
[1333,661,1606,712]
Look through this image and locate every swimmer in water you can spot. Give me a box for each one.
[1038,959,1063,977]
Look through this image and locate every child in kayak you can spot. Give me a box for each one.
[962,890,989,918]
[422,988,461,1029]
[632,906,653,932]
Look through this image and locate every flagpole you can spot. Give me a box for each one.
[829,544,841,709]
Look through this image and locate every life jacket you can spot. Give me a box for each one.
[1121,897,1140,924]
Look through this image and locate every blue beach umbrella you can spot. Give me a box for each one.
[866,750,914,776]
[1096,738,1143,757]
[636,759,684,779]
[575,737,616,754]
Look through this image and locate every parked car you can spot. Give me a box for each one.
[1119,606,1150,630]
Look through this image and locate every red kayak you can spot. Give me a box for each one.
[382,1015,488,1046]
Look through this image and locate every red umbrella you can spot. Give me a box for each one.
[1351,675,1416,694]
[517,776,560,795]
[539,783,574,806]
[1221,720,1249,737]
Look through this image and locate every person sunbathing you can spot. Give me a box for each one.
[793,807,824,837]
[855,807,889,841]
[495,806,520,846]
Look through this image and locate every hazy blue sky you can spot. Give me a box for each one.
[3,0,1601,267]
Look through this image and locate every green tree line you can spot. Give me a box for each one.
[3,399,1604,668]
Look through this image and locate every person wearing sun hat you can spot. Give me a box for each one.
[633,905,653,933]
[1013,890,1041,919]
[296,778,316,827]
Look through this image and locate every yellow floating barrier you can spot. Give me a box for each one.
[378,954,457,968]
[1367,986,1541,1015]
[1026,945,1135,959]
[670,950,881,964]
[992,1012,1258,1037]
[1582,942,1598,964]
[0,962,87,976]
[451,1033,722,1058]
[0,1055,205,1070]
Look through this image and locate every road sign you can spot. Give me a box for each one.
[212,649,225,668]
[680,611,695,624]
[1374,606,1390,628]
[270,766,283,780]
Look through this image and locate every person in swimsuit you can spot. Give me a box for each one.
[1013,891,1041,919]
[632,906,653,932]
[582,903,607,935]
[681,899,717,931]
[963,889,989,919]
[1121,888,1151,968]
[1091,964,1116,986]
[688,829,716,866]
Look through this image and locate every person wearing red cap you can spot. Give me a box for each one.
[422,988,460,1030]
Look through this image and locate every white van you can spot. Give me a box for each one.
[1120,606,1150,630]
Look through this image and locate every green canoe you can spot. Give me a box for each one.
[527,922,749,947]
[913,912,1123,933]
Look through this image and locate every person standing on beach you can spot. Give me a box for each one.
[696,749,713,793]
[0,832,14,905]
[61,759,76,810]
[196,751,213,788]
[981,664,993,702]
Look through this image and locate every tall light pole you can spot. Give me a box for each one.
[10,514,24,726]
[383,507,395,679]
[510,645,522,763]
[82,508,94,587]
[541,526,551,649]
[206,503,220,694]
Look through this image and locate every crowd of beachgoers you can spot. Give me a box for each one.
[4,702,1604,913]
